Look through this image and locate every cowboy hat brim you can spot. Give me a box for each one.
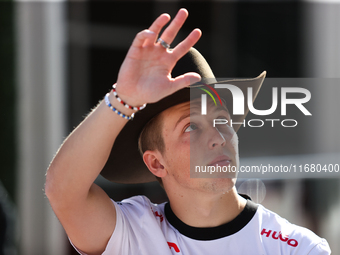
[100,48,266,183]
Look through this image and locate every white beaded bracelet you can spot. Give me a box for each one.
[112,84,147,111]
[104,93,135,120]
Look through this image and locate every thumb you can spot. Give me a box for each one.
[170,72,201,93]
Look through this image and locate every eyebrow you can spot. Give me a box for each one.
[174,112,198,131]
[173,105,230,131]
[214,105,230,115]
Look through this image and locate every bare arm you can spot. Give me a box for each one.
[45,9,201,255]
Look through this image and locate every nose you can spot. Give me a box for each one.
[209,127,226,149]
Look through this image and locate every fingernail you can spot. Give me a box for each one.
[190,75,201,84]
[146,30,155,34]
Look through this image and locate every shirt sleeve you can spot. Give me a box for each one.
[307,239,331,255]
[102,196,150,255]
[68,196,149,255]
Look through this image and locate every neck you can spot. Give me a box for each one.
[165,185,246,228]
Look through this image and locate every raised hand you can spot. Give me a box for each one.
[115,8,202,107]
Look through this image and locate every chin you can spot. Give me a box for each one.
[199,177,236,194]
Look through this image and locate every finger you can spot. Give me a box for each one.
[148,13,171,36]
[172,29,202,60]
[170,72,201,94]
[159,8,188,46]
[131,29,157,48]
[132,14,170,48]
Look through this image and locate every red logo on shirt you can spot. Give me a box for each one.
[154,211,164,222]
[261,228,298,247]
[167,242,180,253]
[150,207,164,222]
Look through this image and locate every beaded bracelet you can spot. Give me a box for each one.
[112,84,147,111]
[104,93,135,120]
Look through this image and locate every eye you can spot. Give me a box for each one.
[184,123,198,133]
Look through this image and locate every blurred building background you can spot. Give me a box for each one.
[0,0,339,254]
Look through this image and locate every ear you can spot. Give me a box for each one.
[143,150,167,178]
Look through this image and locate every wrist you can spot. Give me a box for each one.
[114,83,146,108]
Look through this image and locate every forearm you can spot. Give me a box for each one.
[45,91,135,202]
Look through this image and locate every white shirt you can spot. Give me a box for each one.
[72,195,331,255]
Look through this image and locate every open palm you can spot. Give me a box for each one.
[115,9,202,106]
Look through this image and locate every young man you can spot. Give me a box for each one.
[45,9,331,255]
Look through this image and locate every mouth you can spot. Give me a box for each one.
[208,155,232,167]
